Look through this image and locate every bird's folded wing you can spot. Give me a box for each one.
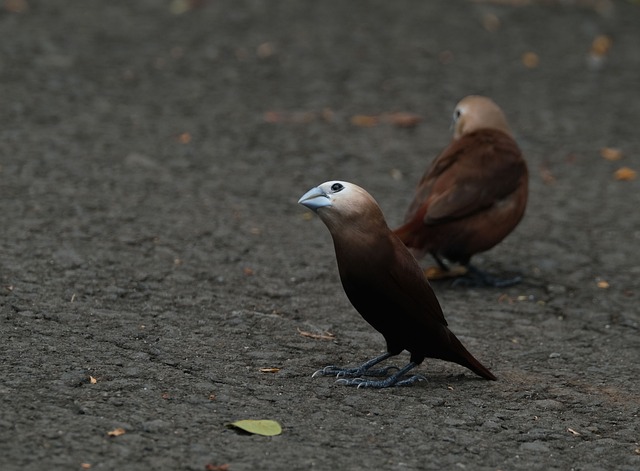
[386,240,449,327]
[421,132,525,224]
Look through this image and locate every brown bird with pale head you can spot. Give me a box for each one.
[298,181,496,388]
[394,96,528,287]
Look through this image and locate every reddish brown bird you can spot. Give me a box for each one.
[394,96,528,287]
[298,181,496,388]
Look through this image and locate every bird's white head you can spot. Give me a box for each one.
[452,95,512,139]
[298,181,385,232]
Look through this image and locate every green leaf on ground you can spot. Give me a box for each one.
[228,419,282,436]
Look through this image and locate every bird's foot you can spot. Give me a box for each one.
[424,265,469,280]
[335,362,423,388]
[312,364,399,379]
[312,352,397,379]
[337,373,426,389]
[452,265,521,288]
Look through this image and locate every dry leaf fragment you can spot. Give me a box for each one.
[539,164,556,184]
[321,108,334,122]
[81,464,91,470]
[107,427,126,437]
[600,147,622,161]
[243,267,255,276]
[263,110,317,124]
[205,464,230,471]
[263,111,282,123]
[614,167,636,181]
[259,367,281,373]
[522,52,539,68]
[297,327,335,341]
[591,35,613,57]
[386,112,423,128]
[350,115,379,127]
[170,0,190,14]
[169,0,204,14]
[256,42,275,58]
[567,427,581,436]
[3,0,28,13]
[596,279,610,289]
[390,168,403,181]
[89,376,97,384]
[482,13,500,32]
[177,132,192,144]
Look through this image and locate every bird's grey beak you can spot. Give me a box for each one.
[298,186,332,212]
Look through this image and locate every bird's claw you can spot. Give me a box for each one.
[312,365,354,378]
[335,377,366,387]
[395,374,427,386]
[334,377,382,389]
[312,365,349,378]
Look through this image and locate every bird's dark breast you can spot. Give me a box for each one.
[334,234,448,360]
[339,273,441,361]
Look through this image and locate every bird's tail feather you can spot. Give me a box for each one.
[446,333,497,381]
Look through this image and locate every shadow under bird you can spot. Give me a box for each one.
[394,95,528,287]
[298,180,496,388]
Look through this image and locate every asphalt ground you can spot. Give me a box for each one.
[1,1,639,470]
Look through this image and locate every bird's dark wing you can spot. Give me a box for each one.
[407,129,525,225]
[386,236,448,326]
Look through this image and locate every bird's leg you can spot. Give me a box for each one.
[312,352,399,379]
[336,362,426,388]
[424,254,469,280]
[433,254,450,271]
[453,264,522,288]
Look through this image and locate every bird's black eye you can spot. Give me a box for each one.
[454,109,462,120]
[330,183,344,192]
